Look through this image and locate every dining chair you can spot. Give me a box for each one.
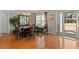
[28,25,35,39]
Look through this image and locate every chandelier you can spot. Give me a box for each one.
[22,11,31,16]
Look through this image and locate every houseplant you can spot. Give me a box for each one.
[9,16,18,32]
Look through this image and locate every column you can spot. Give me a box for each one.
[44,12,48,31]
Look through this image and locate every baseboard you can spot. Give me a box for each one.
[59,32,63,36]
[0,33,10,36]
[46,32,58,35]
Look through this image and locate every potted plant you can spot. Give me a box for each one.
[9,16,18,33]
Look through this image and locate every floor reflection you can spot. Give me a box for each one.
[59,36,77,49]
[36,34,45,48]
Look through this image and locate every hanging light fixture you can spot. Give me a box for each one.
[22,11,31,16]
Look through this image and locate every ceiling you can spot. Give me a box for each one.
[0,10,78,15]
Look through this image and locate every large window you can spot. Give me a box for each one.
[19,15,29,26]
[36,15,45,28]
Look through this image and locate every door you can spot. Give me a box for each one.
[47,13,57,35]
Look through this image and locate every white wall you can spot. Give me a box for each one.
[0,11,9,33]
[0,11,1,36]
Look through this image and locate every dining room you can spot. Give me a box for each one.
[0,10,61,49]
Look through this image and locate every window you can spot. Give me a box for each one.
[20,16,27,25]
[19,15,29,26]
[36,15,45,28]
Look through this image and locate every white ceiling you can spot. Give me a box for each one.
[0,10,57,14]
[0,10,78,15]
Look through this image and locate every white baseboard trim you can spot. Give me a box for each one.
[46,32,58,35]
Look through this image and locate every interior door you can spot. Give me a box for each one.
[47,13,57,35]
[63,11,77,38]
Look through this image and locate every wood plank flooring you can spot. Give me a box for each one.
[0,33,78,49]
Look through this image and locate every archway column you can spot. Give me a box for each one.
[44,12,48,31]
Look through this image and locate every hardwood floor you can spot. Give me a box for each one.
[0,33,78,49]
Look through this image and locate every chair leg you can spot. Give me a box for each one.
[15,32,19,39]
